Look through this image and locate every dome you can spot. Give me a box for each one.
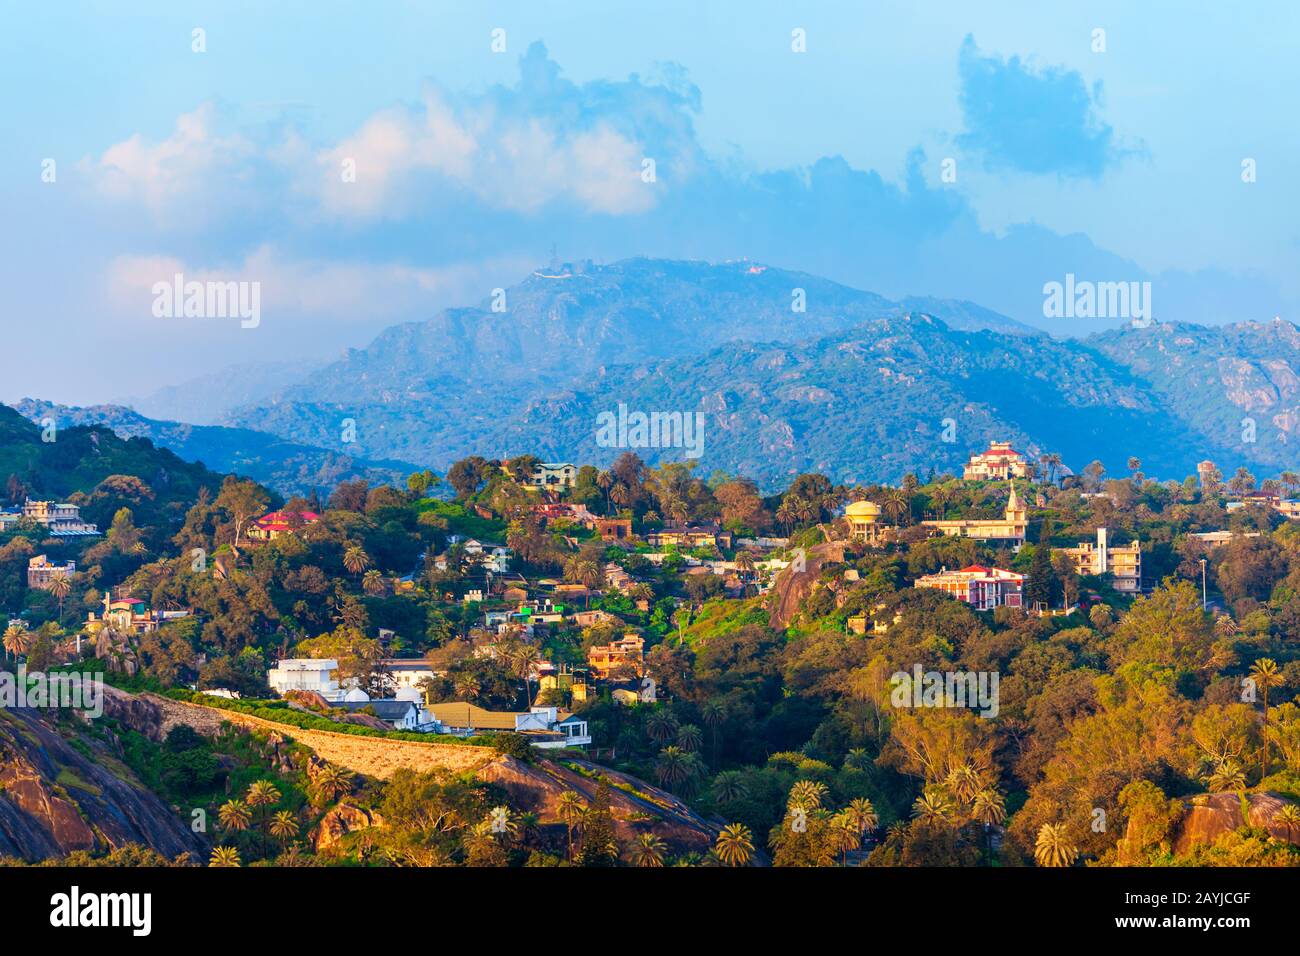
[343,687,370,703]
[845,500,881,518]
[395,687,422,702]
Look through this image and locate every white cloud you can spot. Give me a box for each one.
[90,104,257,218]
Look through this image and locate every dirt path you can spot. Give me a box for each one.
[141,693,495,779]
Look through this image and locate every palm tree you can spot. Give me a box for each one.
[556,791,586,860]
[209,846,241,867]
[844,797,879,845]
[1207,759,1247,793]
[701,698,725,760]
[711,770,749,805]
[646,710,679,747]
[945,763,984,806]
[312,764,353,804]
[929,486,950,519]
[269,810,299,844]
[775,502,795,535]
[714,823,754,867]
[881,488,911,526]
[787,779,828,811]
[217,799,251,833]
[596,470,614,514]
[246,780,281,829]
[972,789,1007,864]
[3,622,31,662]
[655,746,694,793]
[510,641,542,708]
[676,723,703,753]
[49,574,72,622]
[361,569,387,596]
[1034,823,1077,868]
[1250,657,1284,778]
[734,550,756,595]
[911,788,955,825]
[830,811,862,864]
[627,832,668,867]
[844,748,870,771]
[342,544,371,578]
[1275,804,1300,844]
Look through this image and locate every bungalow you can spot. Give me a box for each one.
[91,590,192,633]
[533,502,597,524]
[332,697,423,731]
[424,702,591,748]
[914,565,1024,610]
[462,540,512,573]
[246,510,320,542]
[592,517,634,542]
[646,523,733,550]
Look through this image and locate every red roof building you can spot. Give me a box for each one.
[247,510,320,542]
[914,565,1024,610]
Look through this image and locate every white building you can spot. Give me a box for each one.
[267,658,343,701]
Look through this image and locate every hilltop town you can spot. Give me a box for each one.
[2,433,1300,869]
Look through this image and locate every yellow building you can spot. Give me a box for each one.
[1062,528,1141,593]
[845,500,883,543]
[922,482,1027,545]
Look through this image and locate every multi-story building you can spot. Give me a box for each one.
[587,633,645,679]
[914,565,1025,610]
[27,554,75,589]
[962,442,1035,481]
[268,658,344,700]
[13,500,101,537]
[922,482,1028,545]
[1061,527,1141,593]
[524,462,578,490]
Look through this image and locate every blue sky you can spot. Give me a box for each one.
[3,0,1299,405]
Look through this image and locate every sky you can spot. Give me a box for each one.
[3,0,1299,406]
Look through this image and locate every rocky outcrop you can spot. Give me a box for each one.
[310,804,385,852]
[768,541,846,629]
[480,755,719,855]
[1171,792,1299,855]
[0,708,203,862]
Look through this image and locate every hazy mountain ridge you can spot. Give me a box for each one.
[10,400,421,498]
[224,258,1044,466]
[490,313,1234,488]
[46,258,1300,489]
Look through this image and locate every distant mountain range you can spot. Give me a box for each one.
[22,258,1300,491]
[115,359,323,425]
[10,400,419,497]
